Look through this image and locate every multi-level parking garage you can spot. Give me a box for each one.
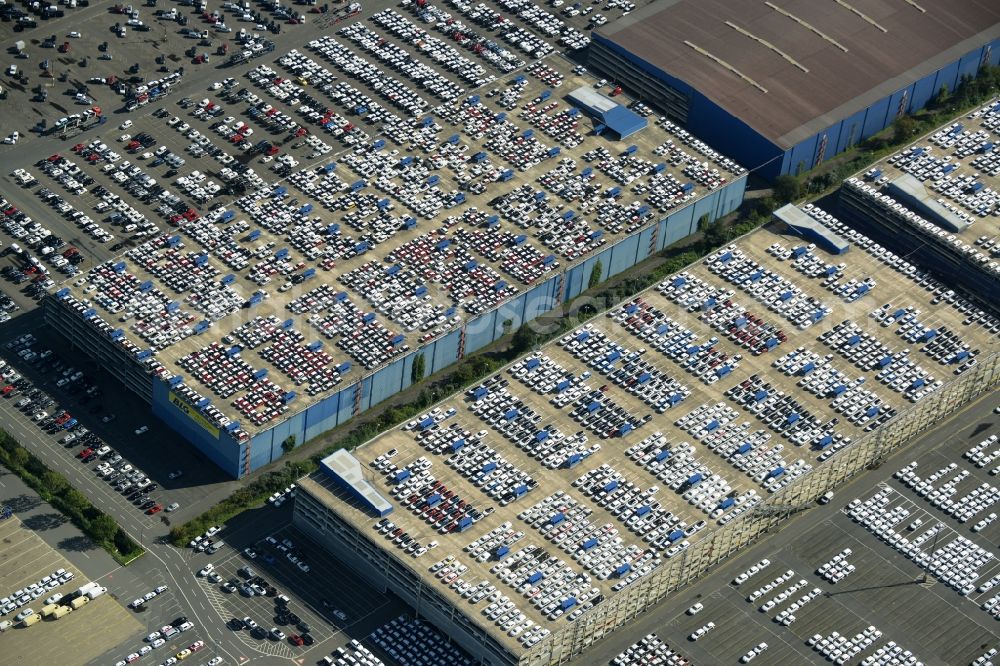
[839,97,1000,314]
[35,38,746,477]
[293,205,999,666]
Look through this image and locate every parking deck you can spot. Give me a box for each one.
[36,47,744,448]
[851,97,1000,268]
[301,207,998,660]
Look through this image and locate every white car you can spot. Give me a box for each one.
[686,602,703,615]
[135,425,149,435]
[197,564,214,577]
[689,622,714,641]
[68,31,82,37]
[44,593,62,605]
[741,642,769,663]
[119,120,133,130]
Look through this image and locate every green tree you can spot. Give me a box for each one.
[62,488,91,513]
[771,175,800,204]
[511,324,538,354]
[931,84,949,108]
[8,446,29,469]
[410,353,426,384]
[43,470,69,495]
[892,116,919,144]
[702,219,728,246]
[588,260,603,290]
[281,435,297,454]
[89,514,119,544]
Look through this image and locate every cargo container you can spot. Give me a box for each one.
[69,596,89,610]
[75,582,99,597]
[20,614,41,627]
[40,603,59,617]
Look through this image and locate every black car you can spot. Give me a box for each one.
[82,453,98,463]
[301,633,314,646]
[227,617,244,630]
[170,616,187,628]
[140,500,156,510]
[296,622,310,634]
[127,490,143,501]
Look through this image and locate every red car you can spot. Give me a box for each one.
[146,504,163,515]
[289,634,304,646]
[77,448,93,459]
[1,385,14,396]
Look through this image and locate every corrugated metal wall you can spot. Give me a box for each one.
[150,378,246,477]
[781,40,1000,178]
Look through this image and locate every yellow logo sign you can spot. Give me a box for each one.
[168,391,220,438]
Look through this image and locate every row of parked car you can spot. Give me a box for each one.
[0,568,74,617]
[370,616,475,666]
[521,489,661,583]
[805,200,1000,334]
[847,487,995,597]
[557,328,690,416]
[469,380,597,470]
[894,459,999,523]
[3,338,171,521]
[610,633,691,666]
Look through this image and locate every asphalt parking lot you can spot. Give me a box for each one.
[187,519,409,662]
[0,512,141,664]
[0,313,243,525]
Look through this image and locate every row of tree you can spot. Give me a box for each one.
[0,430,143,564]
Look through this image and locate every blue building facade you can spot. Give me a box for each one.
[590,35,1000,180]
[144,174,746,477]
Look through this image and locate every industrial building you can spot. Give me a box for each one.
[41,61,746,479]
[589,0,1000,179]
[838,98,1000,314]
[292,211,998,665]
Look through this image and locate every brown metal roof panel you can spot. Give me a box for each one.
[595,0,1000,147]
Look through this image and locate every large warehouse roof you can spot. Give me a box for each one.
[595,0,1000,148]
